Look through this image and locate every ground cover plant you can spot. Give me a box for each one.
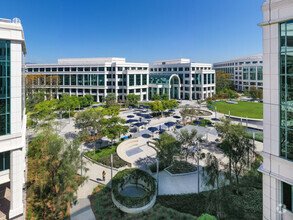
[84,142,131,168]
[210,101,263,119]
[166,161,197,174]
[91,185,196,220]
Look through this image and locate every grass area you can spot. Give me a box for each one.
[210,101,263,119]
[84,142,131,168]
[166,161,197,174]
[91,185,196,220]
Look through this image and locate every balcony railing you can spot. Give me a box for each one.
[0,18,21,24]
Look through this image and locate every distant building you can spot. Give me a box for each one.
[26,58,216,101]
[258,0,293,219]
[213,55,263,91]
[0,18,27,219]
[150,59,215,100]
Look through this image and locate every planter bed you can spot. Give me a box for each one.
[165,161,197,176]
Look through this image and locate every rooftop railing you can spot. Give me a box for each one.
[0,18,21,24]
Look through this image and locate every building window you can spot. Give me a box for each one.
[250,66,256,80]
[243,67,249,80]
[65,67,70,72]
[84,75,90,86]
[91,67,97,71]
[282,181,293,212]
[98,67,104,71]
[64,75,70,85]
[118,67,123,71]
[91,75,97,86]
[129,75,134,86]
[208,74,211,84]
[204,74,207,84]
[280,20,293,160]
[185,67,189,71]
[71,74,77,85]
[136,74,141,85]
[78,75,83,86]
[0,151,10,171]
[107,67,111,71]
[0,40,10,136]
[58,67,64,72]
[98,75,105,86]
[179,67,183,71]
[142,74,147,85]
[173,68,177,71]
[257,66,263,80]
[71,67,76,72]
[212,74,215,84]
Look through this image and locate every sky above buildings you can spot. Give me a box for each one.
[1,0,265,64]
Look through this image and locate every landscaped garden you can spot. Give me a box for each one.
[166,161,197,174]
[210,101,263,119]
[84,142,131,168]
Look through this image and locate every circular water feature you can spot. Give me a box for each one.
[120,186,145,197]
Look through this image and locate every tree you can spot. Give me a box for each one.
[101,116,128,143]
[161,93,169,101]
[85,94,94,105]
[175,128,203,161]
[104,94,116,107]
[27,131,87,219]
[216,71,232,94]
[26,91,46,112]
[206,97,213,106]
[249,87,258,100]
[152,93,160,101]
[155,132,181,167]
[180,107,189,125]
[215,119,255,192]
[31,99,59,128]
[149,100,164,117]
[78,96,89,108]
[126,94,140,107]
[75,108,104,146]
[58,94,80,117]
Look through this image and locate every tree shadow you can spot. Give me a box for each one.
[64,132,78,139]
[134,156,157,169]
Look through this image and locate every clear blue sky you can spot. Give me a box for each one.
[1,0,265,64]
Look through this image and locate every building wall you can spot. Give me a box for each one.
[259,1,293,220]
[25,59,149,102]
[0,18,26,219]
[213,55,263,91]
[150,60,215,100]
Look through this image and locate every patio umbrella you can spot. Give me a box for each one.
[175,125,183,129]
[173,115,181,119]
[164,121,176,130]
[199,117,204,120]
[159,129,166,134]
[127,115,135,118]
[145,115,153,119]
[148,127,158,133]
[126,119,138,123]
[145,106,150,109]
[193,120,202,125]
[211,118,220,121]
[133,122,144,127]
[138,105,144,109]
[168,109,175,112]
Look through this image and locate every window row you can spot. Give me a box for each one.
[150,67,212,72]
[27,66,148,73]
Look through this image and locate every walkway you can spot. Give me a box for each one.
[70,157,118,220]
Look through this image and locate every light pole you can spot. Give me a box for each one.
[156,158,159,195]
[111,154,113,188]
[197,141,200,194]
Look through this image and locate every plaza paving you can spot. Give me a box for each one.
[48,100,264,218]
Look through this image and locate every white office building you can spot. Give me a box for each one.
[258,0,293,219]
[0,18,27,219]
[150,59,215,100]
[213,55,263,91]
[26,58,149,102]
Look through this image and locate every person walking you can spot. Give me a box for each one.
[102,170,106,181]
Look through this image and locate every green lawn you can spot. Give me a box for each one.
[210,101,263,119]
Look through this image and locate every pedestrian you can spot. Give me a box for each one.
[102,170,106,181]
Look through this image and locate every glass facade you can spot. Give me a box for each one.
[136,74,141,85]
[280,20,293,160]
[0,40,10,136]
[243,67,249,80]
[250,66,256,80]
[257,66,263,80]
[142,74,147,85]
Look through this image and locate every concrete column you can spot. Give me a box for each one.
[9,148,24,218]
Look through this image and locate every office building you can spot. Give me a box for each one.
[26,58,215,101]
[258,0,293,219]
[0,18,27,219]
[213,55,263,91]
[150,59,215,100]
